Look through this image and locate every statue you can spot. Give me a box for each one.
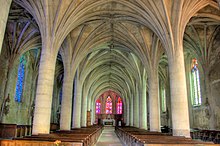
[0,94,10,122]
[3,94,10,115]
[56,108,60,124]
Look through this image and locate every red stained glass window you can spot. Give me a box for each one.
[117,97,122,114]
[96,99,101,114]
[106,96,112,114]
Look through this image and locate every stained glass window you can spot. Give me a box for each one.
[161,88,166,112]
[191,58,201,106]
[59,89,62,104]
[106,96,112,114]
[96,99,101,114]
[15,55,26,102]
[117,97,122,114]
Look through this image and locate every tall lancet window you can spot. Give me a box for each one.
[117,97,122,114]
[15,55,26,102]
[161,87,166,112]
[191,58,201,106]
[59,89,62,104]
[96,99,101,114]
[106,96,112,114]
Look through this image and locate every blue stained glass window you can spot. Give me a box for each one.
[15,55,26,102]
[59,89,62,104]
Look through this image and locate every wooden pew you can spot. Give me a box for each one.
[0,123,17,138]
[16,125,32,137]
[12,125,103,146]
[115,126,217,146]
[190,128,220,144]
[0,139,83,146]
[56,126,103,145]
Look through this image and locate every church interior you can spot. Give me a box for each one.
[0,0,220,145]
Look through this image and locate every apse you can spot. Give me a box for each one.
[95,90,123,126]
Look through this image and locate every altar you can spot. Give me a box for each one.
[103,119,115,126]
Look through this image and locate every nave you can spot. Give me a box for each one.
[94,126,124,146]
[1,1,220,146]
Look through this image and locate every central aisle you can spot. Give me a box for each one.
[94,126,125,146]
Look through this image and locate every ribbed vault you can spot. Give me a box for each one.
[6,0,220,136]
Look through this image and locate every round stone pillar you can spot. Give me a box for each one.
[81,89,88,127]
[169,49,190,137]
[32,51,56,134]
[72,77,82,128]
[130,94,134,126]
[149,73,160,131]
[126,99,130,126]
[60,69,74,130]
[140,78,147,130]
[0,0,12,53]
[133,86,140,128]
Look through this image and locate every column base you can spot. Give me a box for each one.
[172,129,190,138]
[150,128,160,132]
[140,126,148,130]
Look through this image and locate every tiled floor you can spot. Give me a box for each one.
[94,126,125,146]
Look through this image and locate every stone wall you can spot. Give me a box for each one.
[0,45,8,108]
[209,62,220,129]
[184,56,220,130]
[2,54,35,125]
[0,41,62,127]
[192,106,209,129]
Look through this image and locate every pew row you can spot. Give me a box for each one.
[115,126,218,146]
[191,129,220,144]
[0,139,83,146]
[0,126,103,146]
[0,124,31,138]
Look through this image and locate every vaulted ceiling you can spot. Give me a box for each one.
[6,0,220,104]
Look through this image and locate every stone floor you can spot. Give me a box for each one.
[94,126,125,146]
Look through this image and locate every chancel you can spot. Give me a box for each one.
[96,91,120,126]
[0,0,220,145]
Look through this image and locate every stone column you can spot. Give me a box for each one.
[60,69,74,130]
[87,97,92,126]
[72,77,77,126]
[169,49,190,137]
[140,78,147,130]
[133,86,140,128]
[0,0,12,53]
[87,95,91,112]
[81,85,88,127]
[126,99,130,126]
[32,50,56,134]
[72,75,82,128]
[91,102,95,125]
[149,73,160,131]
[130,94,134,126]
[123,102,127,124]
